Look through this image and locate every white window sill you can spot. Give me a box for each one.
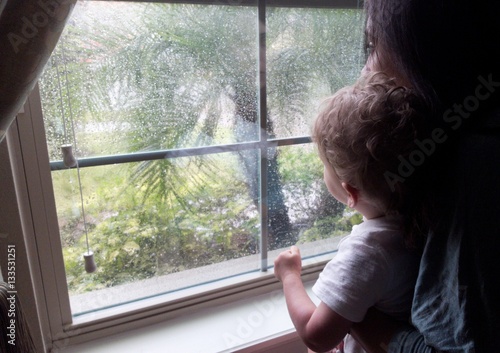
[56,281,319,353]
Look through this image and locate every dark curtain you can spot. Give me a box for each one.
[0,0,76,142]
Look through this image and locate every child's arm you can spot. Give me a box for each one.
[274,246,352,353]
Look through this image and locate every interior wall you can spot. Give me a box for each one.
[0,122,47,352]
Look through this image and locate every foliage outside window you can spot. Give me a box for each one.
[39,1,364,316]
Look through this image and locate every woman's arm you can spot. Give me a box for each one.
[350,308,435,353]
[274,246,352,352]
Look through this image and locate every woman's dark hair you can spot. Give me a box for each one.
[364,0,500,244]
[365,0,500,115]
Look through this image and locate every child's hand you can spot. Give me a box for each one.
[274,245,302,282]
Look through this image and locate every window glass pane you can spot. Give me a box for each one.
[267,7,364,139]
[53,153,260,314]
[37,0,365,317]
[40,1,259,160]
[268,144,361,254]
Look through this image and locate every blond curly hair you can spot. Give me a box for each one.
[313,72,427,216]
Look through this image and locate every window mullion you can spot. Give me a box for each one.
[258,0,268,272]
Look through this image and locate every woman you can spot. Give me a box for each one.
[352,1,500,353]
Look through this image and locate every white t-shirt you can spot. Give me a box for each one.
[312,216,420,353]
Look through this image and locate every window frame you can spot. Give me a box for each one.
[10,0,364,350]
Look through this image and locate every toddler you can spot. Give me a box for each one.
[274,72,427,353]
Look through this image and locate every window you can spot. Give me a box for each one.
[17,0,365,348]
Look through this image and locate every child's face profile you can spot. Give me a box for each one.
[323,163,348,206]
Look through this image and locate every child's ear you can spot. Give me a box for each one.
[341,182,359,208]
